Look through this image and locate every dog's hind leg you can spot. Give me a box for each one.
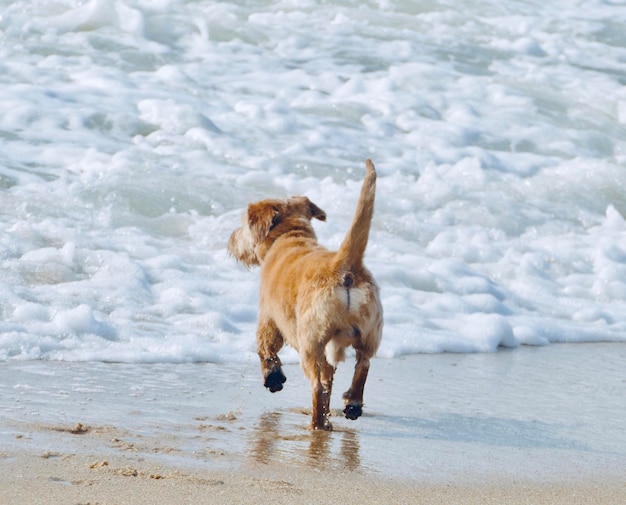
[301,342,335,431]
[342,351,371,420]
[318,359,335,430]
[257,318,287,393]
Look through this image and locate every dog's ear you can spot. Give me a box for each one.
[308,200,326,221]
[289,196,326,222]
[247,201,281,243]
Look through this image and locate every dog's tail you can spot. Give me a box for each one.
[334,159,377,268]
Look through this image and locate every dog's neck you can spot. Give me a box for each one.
[254,226,318,264]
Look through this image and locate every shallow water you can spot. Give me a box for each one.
[2,0,626,362]
[2,344,625,481]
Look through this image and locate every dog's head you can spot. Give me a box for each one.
[228,196,326,267]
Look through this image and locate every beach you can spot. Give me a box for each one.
[2,0,626,502]
[2,344,625,504]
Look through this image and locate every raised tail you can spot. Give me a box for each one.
[334,159,377,268]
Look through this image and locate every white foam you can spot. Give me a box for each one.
[1,0,626,363]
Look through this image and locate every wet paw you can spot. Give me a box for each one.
[343,404,362,420]
[312,420,333,431]
[264,368,286,393]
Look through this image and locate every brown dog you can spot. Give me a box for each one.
[228,159,383,430]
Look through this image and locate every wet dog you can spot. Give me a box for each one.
[228,159,383,430]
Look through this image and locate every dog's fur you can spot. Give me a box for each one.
[228,159,383,430]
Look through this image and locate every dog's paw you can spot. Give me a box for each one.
[343,404,362,420]
[312,419,333,431]
[264,368,287,393]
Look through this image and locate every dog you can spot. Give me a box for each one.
[228,159,383,430]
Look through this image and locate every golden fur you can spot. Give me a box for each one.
[228,159,383,430]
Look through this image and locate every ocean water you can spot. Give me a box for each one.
[2,0,626,363]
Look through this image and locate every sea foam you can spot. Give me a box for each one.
[1,0,626,362]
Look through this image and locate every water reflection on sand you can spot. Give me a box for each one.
[249,411,361,473]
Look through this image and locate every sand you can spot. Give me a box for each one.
[1,449,624,505]
[1,344,625,504]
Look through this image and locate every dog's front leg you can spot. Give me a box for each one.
[342,351,370,420]
[257,318,287,393]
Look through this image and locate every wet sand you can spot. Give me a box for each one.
[1,344,625,503]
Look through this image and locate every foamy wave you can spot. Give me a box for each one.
[1,0,626,362]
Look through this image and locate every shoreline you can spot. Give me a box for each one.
[1,344,625,503]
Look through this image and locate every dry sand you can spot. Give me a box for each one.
[1,446,624,505]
